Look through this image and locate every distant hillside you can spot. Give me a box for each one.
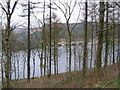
[60,23,84,39]
[1,22,119,51]
[12,22,85,42]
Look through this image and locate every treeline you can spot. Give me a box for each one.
[6,21,119,51]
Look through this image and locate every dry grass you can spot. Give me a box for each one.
[11,63,119,88]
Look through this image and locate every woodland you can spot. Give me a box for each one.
[0,0,120,88]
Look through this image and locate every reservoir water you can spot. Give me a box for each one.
[1,43,119,80]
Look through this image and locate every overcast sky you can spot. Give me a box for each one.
[0,0,89,28]
[0,0,119,28]
[14,0,83,27]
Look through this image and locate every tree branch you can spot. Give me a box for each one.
[53,2,67,19]
[115,2,120,8]
[10,0,19,16]
[0,3,8,15]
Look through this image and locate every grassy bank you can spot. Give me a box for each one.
[9,63,119,88]
[87,75,120,88]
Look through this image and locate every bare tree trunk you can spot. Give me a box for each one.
[17,54,19,79]
[69,34,72,72]
[95,1,105,77]
[37,50,41,76]
[66,43,69,72]
[23,53,26,79]
[0,0,18,87]
[109,47,112,64]
[13,55,16,80]
[82,1,88,76]
[53,28,56,74]
[41,0,46,76]
[47,54,49,71]
[1,28,5,87]
[1,47,4,87]
[73,45,77,71]
[78,45,82,70]
[112,3,115,64]
[48,0,52,77]
[44,47,47,76]
[27,0,31,82]
[6,19,10,88]
[6,5,11,87]
[66,23,72,72]
[53,0,77,73]
[9,50,12,80]
[90,14,94,68]
[40,48,43,76]
[104,2,109,67]
[56,55,59,74]
[32,50,35,78]
[33,57,35,78]
[43,0,47,76]
[117,7,120,63]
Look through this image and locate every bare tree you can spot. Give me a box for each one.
[95,1,105,77]
[104,1,109,67]
[112,3,115,64]
[27,0,31,82]
[90,10,94,68]
[82,0,88,77]
[54,0,79,72]
[48,0,52,77]
[43,0,47,76]
[0,0,18,87]
[31,49,36,78]
[117,5,120,63]
[88,2,97,68]
[52,13,61,74]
